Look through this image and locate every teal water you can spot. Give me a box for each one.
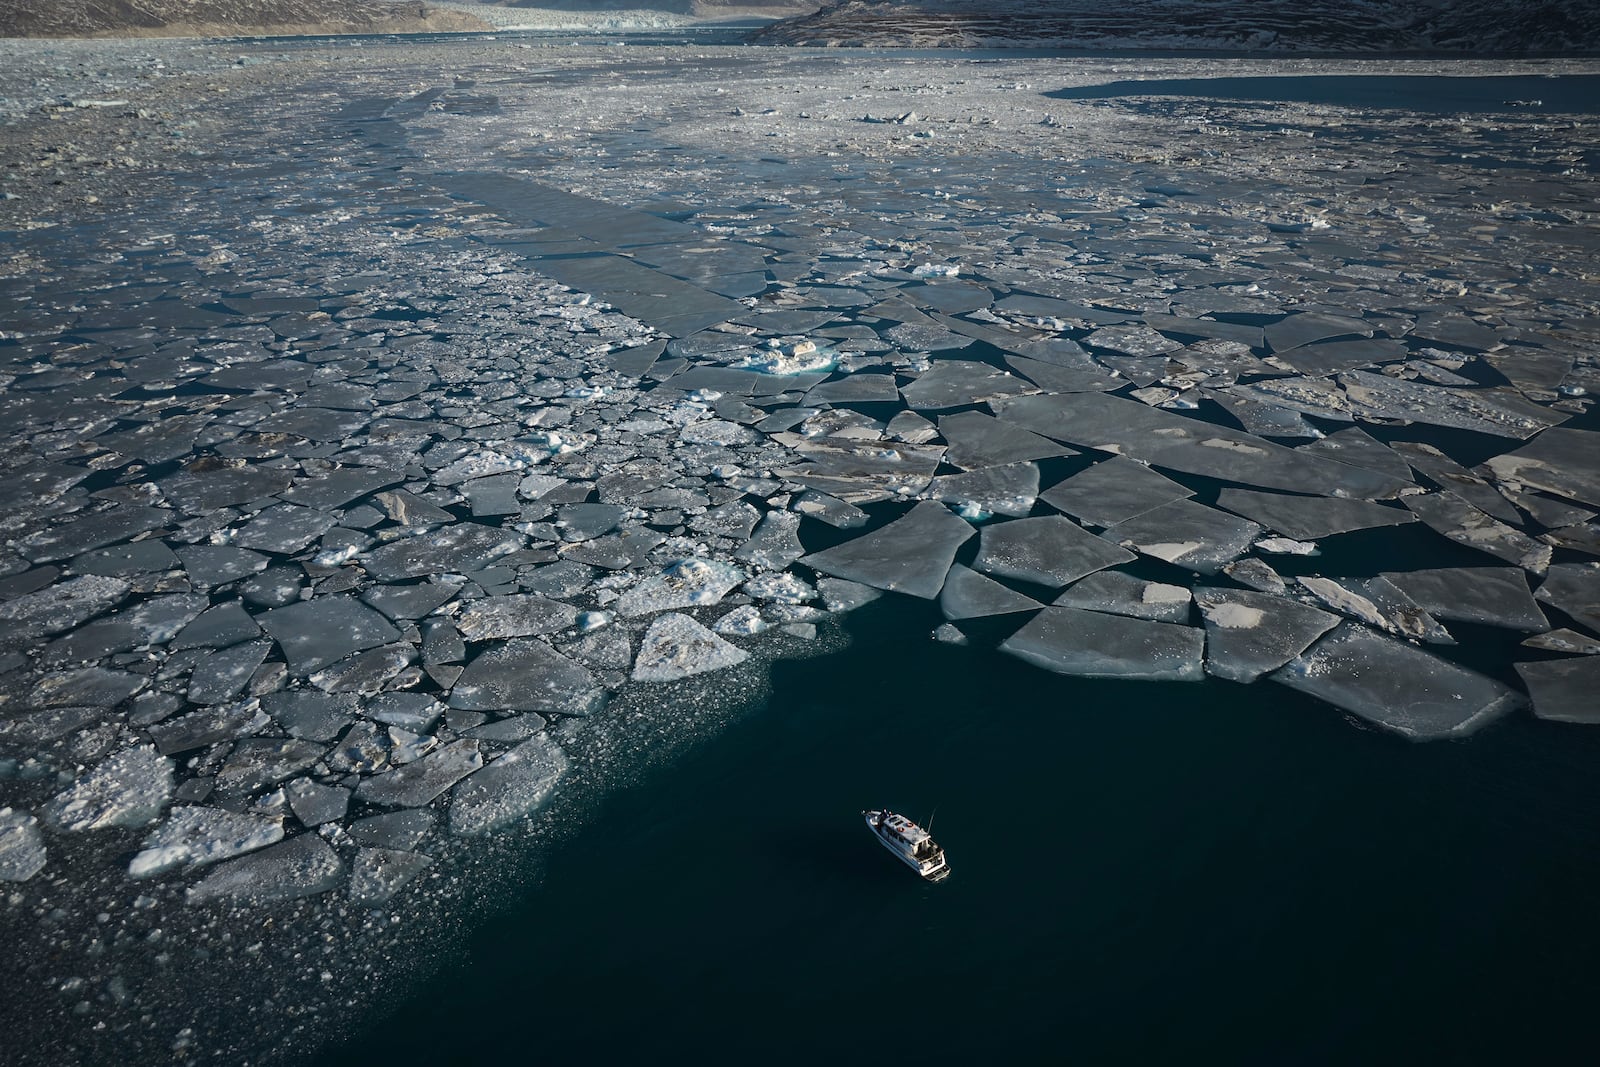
[320,594,1600,1065]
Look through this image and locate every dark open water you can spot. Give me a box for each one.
[319,591,1600,1065]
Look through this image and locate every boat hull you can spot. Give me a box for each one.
[863,810,949,882]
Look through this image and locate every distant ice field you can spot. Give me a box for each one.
[1,36,1598,1065]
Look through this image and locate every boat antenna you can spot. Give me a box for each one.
[925,806,937,833]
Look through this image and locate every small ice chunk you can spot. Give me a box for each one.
[186,833,344,903]
[349,848,433,904]
[715,606,768,635]
[129,806,284,878]
[285,778,349,827]
[743,573,814,604]
[1254,537,1319,556]
[43,744,172,832]
[1516,656,1600,724]
[632,613,749,683]
[0,808,48,882]
[449,735,568,836]
[355,740,483,809]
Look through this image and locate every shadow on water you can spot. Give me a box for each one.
[1047,73,1600,114]
[318,593,1600,1066]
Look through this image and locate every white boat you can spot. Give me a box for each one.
[863,809,949,882]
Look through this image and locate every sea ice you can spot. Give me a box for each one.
[257,596,403,676]
[1215,489,1415,541]
[1000,605,1205,681]
[449,735,568,836]
[0,808,48,882]
[148,699,271,756]
[348,848,433,904]
[632,613,748,683]
[938,564,1043,621]
[973,515,1136,589]
[802,500,975,599]
[1038,456,1193,529]
[926,462,1039,519]
[1101,500,1262,575]
[128,806,284,878]
[355,740,483,808]
[1270,623,1523,740]
[448,638,601,715]
[454,595,578,641]
[1381,567,1548,632]
[0,575,131,640]
[1535,564,1600,636]
[614,558,745,617]
[1194,588,1339,683]
[187,833,345,904]
[1515,656,1600,724]
[1055,571,1191,624]
[43,744,172,832]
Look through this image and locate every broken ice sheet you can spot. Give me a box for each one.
[449,734,568,836]
[128,806,284,878]
[1515,656,1600,724]
[1038,456,1193,529]
[1102,499,1262,575]
[900,360,1038,410]
[43,744,172,832]
[1215,488,1415,541]
[1054,571,1191,624]
[999,605,1204,681]
[0,575,131,640]
[1403,491,1551,575]
[632,613,749,683]
[972,515,1135,590]
[356,739,483,809]
[257,595,402,676]
[615,558,744,617]
[1270,623,1523,741]
[1381,567,1548,633]
[1482,428,1600,510]
[449,638,601,714]
[455,595,577,641]
[779,438,945,505]
[1535,564,1600,637]
[802,500,974,599]
[926,462,1039,519]
[1194,588,1339,683]
[938,564,1043,621]
[187,832,345,904]
[936,410,1074,471]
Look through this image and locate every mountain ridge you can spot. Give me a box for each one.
[0,0,492,38]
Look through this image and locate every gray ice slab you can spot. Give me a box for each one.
[900,361,1038,411]
[187,832,344,904]
[1039,457,1194,529]
[230,505,339,555]
[939,564,1043,620]
[1339,370,1565,441]
[1003,356,1123,393]
[1382,567,1549,632]
[1102,500,1262,575]
[1000,605,1205,681]
[780,439,945,505]
[177,545,270,589]
[158,466,294,515]
[1208,391,1322,440]
[0,575,131,639]
[927,462,1039,518]
[148,699,270,756]
[801,500,974,599]
[1523,629,1600,655]
[1295,426,1414,484]
[356,739,483,808]
[791,490,869,530]
[1516,656,1600,724]
[1391,441,1522,524]
[556,503,627,541]
[461,476,522,518]
[43,744,172,832]
[373,490,455,527]
[128,806,284,878]
[1536,564,1600,636]
[973,515,1135,589]
[19,507,171,563]
[286,778,350,827]
[806,373,901,406]
[1055,571,1192,624]
[1194,588,1339,683]
[818,577,882,614]
[365,693,447,733]
[1482,428,1600,510]
[216,738,327,795]
[187,640,273,704]
[631,613,749,683]
[1271,338,1406,377]
[29,666,146,708]
[1264,311,1372,352]
[449,639,601,714]
[1403,492,1551,574]
[257,596,402,676]
[1269,622,1523,741]
[348,810,433,851]
[1223,558,1288,595]
[169,601,261,650]
[0,808,47,882]
[279,468,401,510]
[72,540,181,577]
[1215,489,1416,541]
[449,735,568,836]
[363,524,523,581]
[361,581,462,622]
[1084,325,1182,357]
[562,529,664,570]
[349,848,433,904]
[454,595,577,641]
[252,407,371,443]
[996,392,1406,498]
[937,411,1074,471]
[1144,313,1264,349]
[733,511,806,571]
